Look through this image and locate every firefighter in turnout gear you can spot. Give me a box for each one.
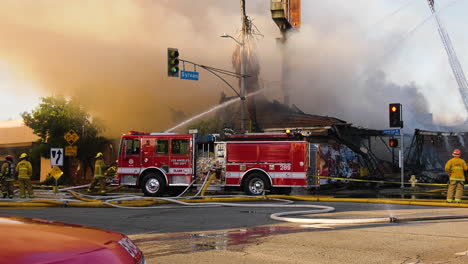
[88,152,107,195]
[445,149,468,203]
[16,153,34,198]
[1,155,15,198]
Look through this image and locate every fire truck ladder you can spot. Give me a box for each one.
[427,0,468,112]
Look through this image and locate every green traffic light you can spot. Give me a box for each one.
[167,48,179,77]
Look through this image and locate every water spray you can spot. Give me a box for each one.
[164,90,262,133]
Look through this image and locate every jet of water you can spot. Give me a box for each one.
[458,134,465,147]
[164,90,262,133]
[444,136,451,152]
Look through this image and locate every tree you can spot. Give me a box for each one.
[21,96,110,184]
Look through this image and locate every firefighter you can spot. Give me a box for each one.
[1,155,15,198]
[445,149,468,203]
[88,152,107,195]
[16,153,34,199]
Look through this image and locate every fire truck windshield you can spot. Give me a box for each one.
[125,139,141,155]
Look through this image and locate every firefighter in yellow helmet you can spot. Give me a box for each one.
[1,155,15,198]
[445,149,468,203]
[88,152,107,195]
[15,153,34,198]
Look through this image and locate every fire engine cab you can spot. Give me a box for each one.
[114,131,317,196]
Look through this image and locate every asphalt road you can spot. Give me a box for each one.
[4,201,468,263]
[0,201,458,234]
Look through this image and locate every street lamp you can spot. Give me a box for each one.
[221,33,247,132]
[220,33,243,46]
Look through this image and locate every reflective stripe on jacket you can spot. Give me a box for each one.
[94,159,106,178]
[1,161,15,180]
[16,160,32,178]
[445,157,468,181]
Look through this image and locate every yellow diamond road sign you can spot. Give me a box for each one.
[64,129,80,145]
[49,166,63,180]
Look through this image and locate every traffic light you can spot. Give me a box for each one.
[389,138,399,148]
[167,48,179,77]
[389,103,403,128]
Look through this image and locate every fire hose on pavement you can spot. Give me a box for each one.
[2,170,468,225]
[2,191,468,225]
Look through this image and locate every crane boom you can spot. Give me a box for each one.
[427,0,468,112]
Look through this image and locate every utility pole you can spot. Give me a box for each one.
[271,0,301,106]
[240,0,247,132]
[278,32,289,106]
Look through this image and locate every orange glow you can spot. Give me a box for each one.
[391,106,397,112]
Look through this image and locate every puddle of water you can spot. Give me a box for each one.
[132,225,310,257]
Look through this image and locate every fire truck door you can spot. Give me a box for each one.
[141,139,155,166]
[169,138,192,175]
[154,139,170,172]
[121,138,142,174]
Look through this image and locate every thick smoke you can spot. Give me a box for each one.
[362,71,431,130]
[281,0,468,131]
[0,0,465,136]
[0,0,256,135]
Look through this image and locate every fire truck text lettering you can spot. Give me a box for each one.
[172,159,189,165]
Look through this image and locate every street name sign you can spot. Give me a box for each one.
[180,70,199,81]
[382,129,400,136]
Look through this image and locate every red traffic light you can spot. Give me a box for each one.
[389,138,398,148]
[389,103,402,128]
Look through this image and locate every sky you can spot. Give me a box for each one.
[0,0,468,135]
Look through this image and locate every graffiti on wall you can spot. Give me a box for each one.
[318,144,365,184]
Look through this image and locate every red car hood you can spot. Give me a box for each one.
[0,215,137,264]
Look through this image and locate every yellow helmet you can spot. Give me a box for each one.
[95,152,103,158]
[19,153,28,159]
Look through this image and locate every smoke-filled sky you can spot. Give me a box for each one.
[1,0,468,136]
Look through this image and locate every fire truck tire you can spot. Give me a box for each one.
[141,173,167,197]
[243,173,271,195]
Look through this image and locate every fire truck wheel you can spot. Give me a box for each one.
[243,173,270,196]
[141,173,167,197]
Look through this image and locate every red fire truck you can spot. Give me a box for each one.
[114,131,317,196]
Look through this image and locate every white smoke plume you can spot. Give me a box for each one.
[0,0,467,136]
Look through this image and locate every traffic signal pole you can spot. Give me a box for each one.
[400,128,404,188]
[389,103,404,188]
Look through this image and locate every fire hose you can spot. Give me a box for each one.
[66,190,468,225]
[2,169,468,225]
[2,191,468,225]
